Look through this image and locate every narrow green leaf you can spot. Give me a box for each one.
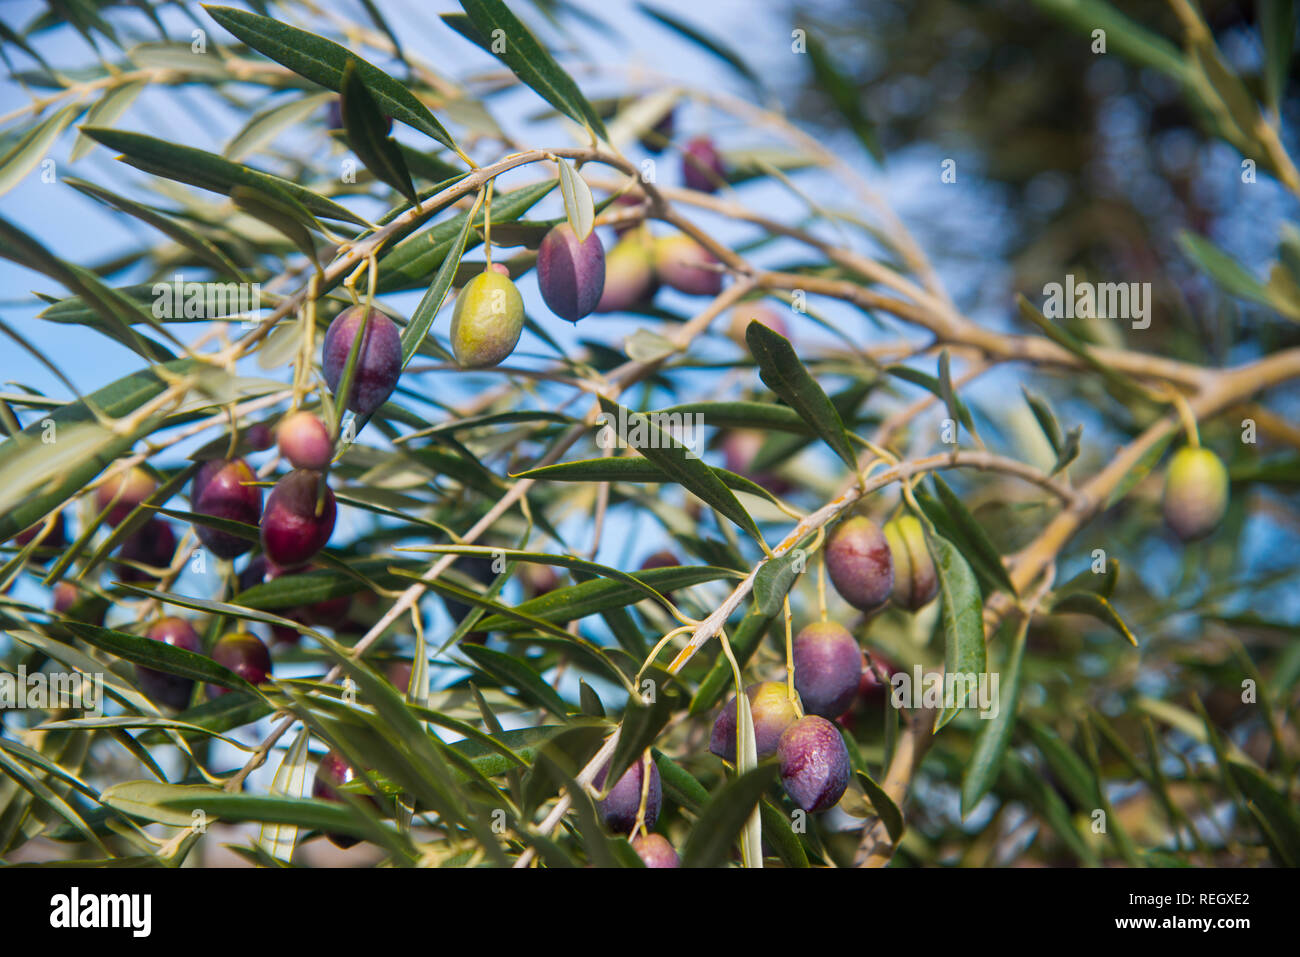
[746,321,858,470]
[457,0,609,139]
[961,616,1029,815]
[855,769,904,843]
[1227,762,1300,866]
[929,474,1017,596]
[0,104,79,198]
[459,644,570,717]
[680,765,777,868]
[80,126,367,226]
[597,396,764,543]
[66,622,259,695]
[399,198,474,367]
[340,59,416,203]
[924,531,986,731]
[1050,591,1138,646]
[204,5,458,151]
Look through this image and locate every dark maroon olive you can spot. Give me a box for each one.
[387,660,413,694]
[631,832,680,867]
[778,715,851,813]
[640,550,680,571]
[207,631,271,697]
[137,617,203,710]
[115,518,176,583]
[838,650,897,733]
[191,458,262,560]
[13,511,66,549]
[322,306,402,416]
[95,467,157,526]
[537,223,606,323]
[611,193,647,236]
[237,554,273,592]
[639,109,674,154]
[825,514,894,611]
[681,135,725,192]
[596,757,662,834]
[245,422,274,451]
[519,563,561,598]
[260,470,336,568]
[312,749,372,849]
[792,621,861,719]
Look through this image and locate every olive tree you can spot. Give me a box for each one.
[0,0,1297,868]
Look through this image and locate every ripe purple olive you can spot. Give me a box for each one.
[639,108,674,154]
[595,234,657,313]
[596,757,662,834]
[260,470,336,569]
[95,467,157,526]
[792,621,862,719]
[778,715,851,813]
[520,563,561,598]
[709,681,801,762]
[825,514,894,611]
[1163,446,1229,542]
[312,749,373,848]
[611,193,647,236]
[245,422,274,451]
[322,306,402,416]
[115,518,176,583]
[884,514,938,611]
[207,631,271,697]
[276,411,333,470]
[681,135,725,193]
[537,223,606,322]
[720,429,793,496]
[13,511,66,549]
[631,832,680,868]
[838,650,897,734]
[653,234,722,296]
[640,550,680,572]
[386,659,413,694]
[52,582,78,614]
[450,270,525,368]
[138,617,203,710]
[191,458,262,560]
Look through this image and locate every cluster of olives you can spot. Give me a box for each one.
[444,130,729,370]
[136,617,271,710]
[592,756,680,868]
